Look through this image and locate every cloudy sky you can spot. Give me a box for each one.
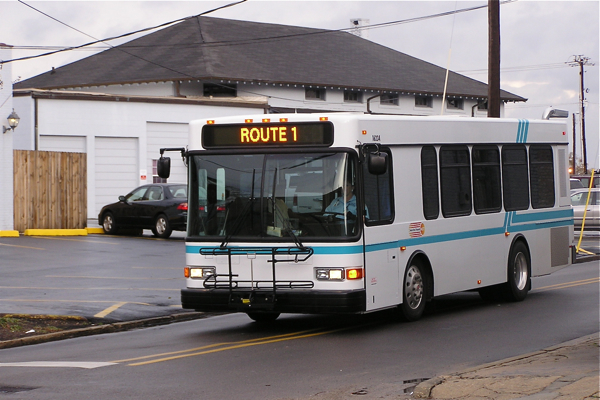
[1,0,598,169]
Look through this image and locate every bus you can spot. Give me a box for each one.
[158,113,574,322]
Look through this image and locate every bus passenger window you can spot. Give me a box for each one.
[529,145,555,209]
[472,146,502,214]
[502,145,529,211]
[421,146,439,220]
[440,146,472,218]
[363,146,394,224]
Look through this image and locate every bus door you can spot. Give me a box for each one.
[361,146,400,311]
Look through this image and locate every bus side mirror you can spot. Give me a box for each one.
[157,156,171,179]
[368,152,387,175]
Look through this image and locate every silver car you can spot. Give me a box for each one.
[571,188,600,233]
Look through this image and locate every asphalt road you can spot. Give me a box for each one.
[0,256,597,399]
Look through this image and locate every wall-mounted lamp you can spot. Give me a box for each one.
[2,109,20,134]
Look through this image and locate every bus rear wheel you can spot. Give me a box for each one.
[504,241,530,302]
[400,259,427,321]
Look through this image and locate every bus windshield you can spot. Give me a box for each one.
[187,151,360,240]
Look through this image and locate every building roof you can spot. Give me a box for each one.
[15,16,525,102]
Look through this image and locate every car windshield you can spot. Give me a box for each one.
[187,152,359,241]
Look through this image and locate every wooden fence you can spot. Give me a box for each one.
[13,150,87,231]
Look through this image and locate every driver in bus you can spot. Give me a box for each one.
[324,181,368,219]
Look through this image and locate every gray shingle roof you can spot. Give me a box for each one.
[15,16,525,102]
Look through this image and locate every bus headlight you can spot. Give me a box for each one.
[185,267,216,279]
[315,268,344,281]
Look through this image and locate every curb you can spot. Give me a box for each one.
[24,228,88,236]
[413,332,600,398]
[0,312,207,350]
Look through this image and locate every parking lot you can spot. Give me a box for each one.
[1,223,598,325]
[0,229,191,322]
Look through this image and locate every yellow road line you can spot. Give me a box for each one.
[112,329,321,363]
[95,302,128,318]
[536,277,599,291]
[126,327,351,366]
[0,242,45,250]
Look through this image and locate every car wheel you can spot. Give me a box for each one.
[152,214,172,238]
[102,212,118,234]
[399,259,427,321]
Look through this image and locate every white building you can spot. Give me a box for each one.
[13,16,525,221]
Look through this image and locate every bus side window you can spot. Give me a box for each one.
[363,146,394,225]
[421,146,439,220]
[440,145,472,218]
[502,145,530,211]
[529,145,555,209]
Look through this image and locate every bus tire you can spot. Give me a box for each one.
[152,214,172,238]
[246,311,280,323]
[504,240,530,302]
[400,259,427,321]
[102,212,118,235]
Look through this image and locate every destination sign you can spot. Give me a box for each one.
[202,122,334,148]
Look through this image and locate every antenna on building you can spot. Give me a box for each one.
[350,19,370,39]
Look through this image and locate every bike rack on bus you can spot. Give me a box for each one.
[198,246,314,311]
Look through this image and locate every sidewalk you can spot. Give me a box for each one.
[414,333,599,400]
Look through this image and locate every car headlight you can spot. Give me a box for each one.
[185,267,216,279]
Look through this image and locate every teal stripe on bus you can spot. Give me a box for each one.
[185,210,573,255]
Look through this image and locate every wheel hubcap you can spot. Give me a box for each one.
[513,252,528,290]
[103,216,112,231]
[156,218,166,234]
[405,265,423,309]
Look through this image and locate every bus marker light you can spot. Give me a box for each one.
[184,267,190,278]
[207,120,215,124]
[477,280,482,285]
[362,130,367,135]
[245,119,253,123]
[280,118,288,122]
[319,117,328,121]
[347,268,363,280]
[400,246,407,252]
[262,118,271,123]
[505,232,510,237]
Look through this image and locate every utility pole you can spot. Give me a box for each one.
[572,113,576,174]
[567,55,594,174]
[487,0,501,118]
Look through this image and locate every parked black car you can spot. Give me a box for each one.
[98,183,187,238]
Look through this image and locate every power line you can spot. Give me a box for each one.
[3,0,248,64]
[3,0,515,65]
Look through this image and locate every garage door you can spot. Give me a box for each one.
[147,122,188,184]
[95,137,138,214]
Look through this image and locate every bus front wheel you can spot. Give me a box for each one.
[246,311,280,323]
[400,259,427,321]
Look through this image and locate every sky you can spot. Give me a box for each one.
[1,0,598,170]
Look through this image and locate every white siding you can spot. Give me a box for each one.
[95,137,138,214]
[39,135,86,153]
[146,122,188,184]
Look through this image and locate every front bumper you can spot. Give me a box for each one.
[181,288,366,314]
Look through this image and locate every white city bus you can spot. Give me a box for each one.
[160,113,573,322]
